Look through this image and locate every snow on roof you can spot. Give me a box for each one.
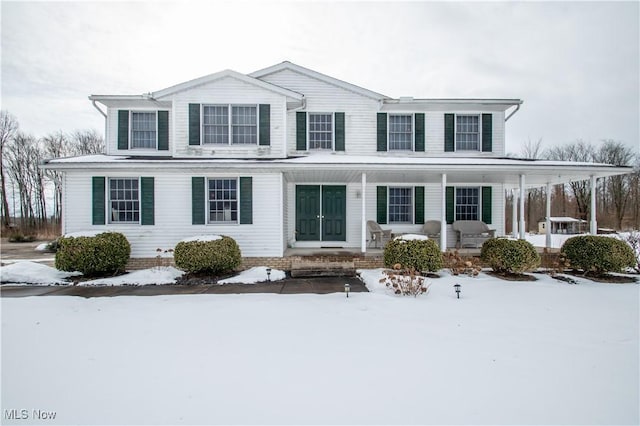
[546,217,587,223]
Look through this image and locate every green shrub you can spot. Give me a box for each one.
[480,238,540,274]
[561,235,635,275]
[383,238,443,273]
[173,236,242,274]
[55,232,131,276]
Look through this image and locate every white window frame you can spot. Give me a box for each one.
[108,177,141,224]
[207,177,239,224]
[201,104,258,146]
[388,186,414,224]
[454,186,481,221]
[388,114,414,151]
[307,112,334,150]
[129,111,158,150]
[454,114,481,152]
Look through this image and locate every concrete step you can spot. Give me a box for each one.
[290,260,356,278]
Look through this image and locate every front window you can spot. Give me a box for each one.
[131,112,156,149]
[456,115,479,151]
[208,179,238,223]
[389,115,412,150]
[389,187,412,223]
[456,187,479,221]
[109,178,139,223]
[308,113,333,149]
[202,105,257,145]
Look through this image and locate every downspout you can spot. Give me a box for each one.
[505,103,521,122]
[91,100,107,119]
[91,100,108,154]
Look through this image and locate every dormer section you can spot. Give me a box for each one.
[90,96,172,156]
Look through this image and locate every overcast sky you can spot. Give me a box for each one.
[2,1,638,155]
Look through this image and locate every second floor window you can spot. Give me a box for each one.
[131,112,156,149]
[456,115,479,151]
[309,113,333,149]
[389,115,412,150]
[456,187,479,221]
[202,105,257,145]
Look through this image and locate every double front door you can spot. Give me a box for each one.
[296,185,346,242]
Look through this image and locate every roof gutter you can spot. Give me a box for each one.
[505,103,521,122]
[91,99,107,119]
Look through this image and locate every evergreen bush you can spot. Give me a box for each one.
[174,236,241,274]
[55,232,130,276]
[383,238,443,272]
[480,238,540,274]
[561,235,635,275]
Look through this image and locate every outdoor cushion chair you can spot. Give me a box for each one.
[422,220,441,239]
[452,220,496,248]
[366,220,392,248]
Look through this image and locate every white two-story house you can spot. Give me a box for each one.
[44,61,630,267]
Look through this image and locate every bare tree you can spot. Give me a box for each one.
[0,111,18,227]
[520,138,545,231]
[70,129,104,155]
[41,132,72,222]
[595,140,636,229]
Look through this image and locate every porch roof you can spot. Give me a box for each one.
[43,154,632,187]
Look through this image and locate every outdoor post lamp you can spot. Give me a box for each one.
[454,284,461,299]
[344,283,351,298]
[266,268,272,282]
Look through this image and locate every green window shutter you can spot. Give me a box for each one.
[92,177,105,225]
[259,104,270,146]
[157,111,169,151]
[376,186,387,224]
[189,104,200,146]
[334,112,345,151]
[118,110,129,150]
[296,112,307,150]
[414,186,425,224]
[377,113,387,152]
[482,186,492,224]
[239,177,253,224]
[482,113,492,152]
[446,186,455,224]
[140,177,155,225]
[415,113,425,152]
[191,177,205,225]
[444,114,455,152]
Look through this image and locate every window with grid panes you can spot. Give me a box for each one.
[389,187,412,223]
[456,115,480,151]
[202,106,229,144]
[455,187,479,220]
[308,113,333,149]
[109,178,139,223]
[131,112,156,148]
[389,115,412,150]
[208,179,238,223]
[231,106,257,144]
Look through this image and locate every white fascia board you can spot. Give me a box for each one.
[382,98,523,112]
[250,61,390,101]
[88,95,172,108]
[151,69,304,100]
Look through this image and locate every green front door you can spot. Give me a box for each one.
[322,185,346,241]
[296,185,320,241]
[295,185,346,242]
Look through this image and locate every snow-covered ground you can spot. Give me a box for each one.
[2,270,638,425]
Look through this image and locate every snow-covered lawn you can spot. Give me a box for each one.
[2,271,638,425]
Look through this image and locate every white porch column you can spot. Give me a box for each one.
[511,188,518,238]
[361,172,367,253]
[546,182,552,248]
[440,173,447,250]
[590,175,597,234]
[519,174,526,240]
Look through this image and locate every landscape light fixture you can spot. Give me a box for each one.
[344,283,351,298]
[266,268,272,282]
[454,284,461,299]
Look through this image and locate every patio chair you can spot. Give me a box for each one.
[452,220,496,248]
[422,220,441,239]
[367,220,392,248]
